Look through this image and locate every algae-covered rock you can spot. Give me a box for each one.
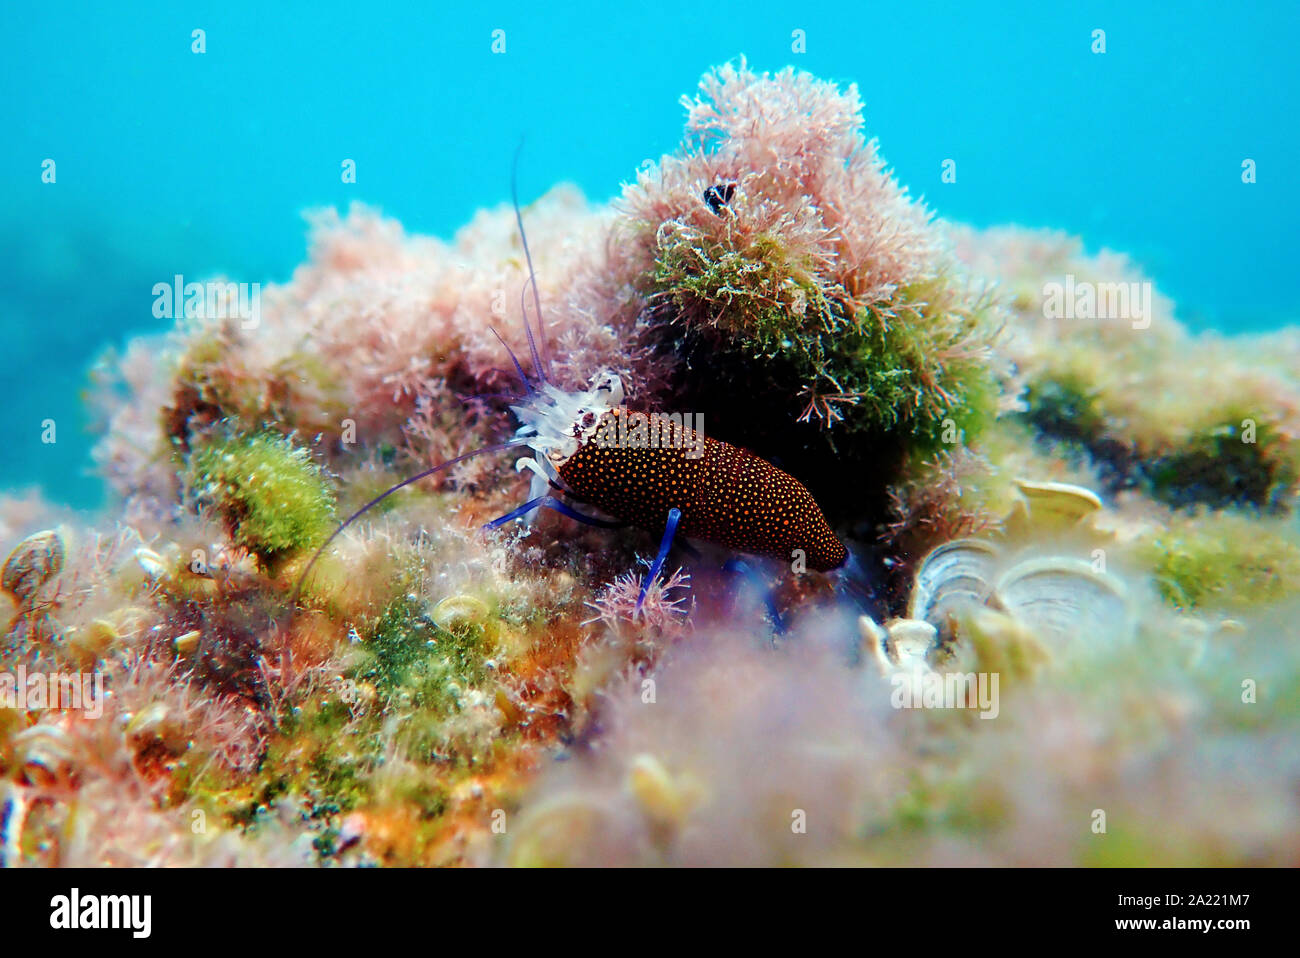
[184,431,336,571]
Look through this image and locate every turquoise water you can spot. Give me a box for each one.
[3,1,1297,506]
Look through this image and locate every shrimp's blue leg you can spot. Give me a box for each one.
[723,557,786,635]
[637,507,683,611]
[484,495,626,531]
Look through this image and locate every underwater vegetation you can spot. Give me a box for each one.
[184,431,336,573]
[3,61,1300,867]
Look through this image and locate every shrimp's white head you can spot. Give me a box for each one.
[511,371,624,498]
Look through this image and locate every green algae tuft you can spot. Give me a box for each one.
[185,431,336,570]
[1140,511,1300,612]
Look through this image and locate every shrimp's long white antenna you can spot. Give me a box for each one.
[511,139,554,385]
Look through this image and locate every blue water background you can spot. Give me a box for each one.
[3,1,1297,506]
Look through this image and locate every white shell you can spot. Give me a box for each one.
[860,615,937,672]
[1014,479,1103,527]
[884,618,938,668]
[991,557,1129,645]
[858,615,891,674]
[908,538,1001,627]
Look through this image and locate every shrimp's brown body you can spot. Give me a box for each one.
[557,408,847,571]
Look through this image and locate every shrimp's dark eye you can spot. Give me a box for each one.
[703,182,736,215]
[582,412,596,428]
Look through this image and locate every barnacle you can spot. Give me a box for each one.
[13,724,81,790]
[2,529,64,606]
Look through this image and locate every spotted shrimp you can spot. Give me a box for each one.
[291,160,846,613]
